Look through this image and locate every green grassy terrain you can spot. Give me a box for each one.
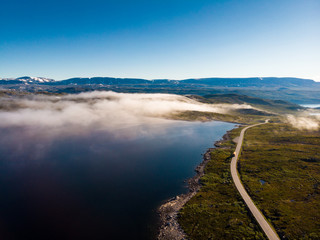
[239,123,320,239]
[170,110,269,125]
[178,127,267,240]
[170,93,301,124]
[179,121,320,240]
[188,94,303,114]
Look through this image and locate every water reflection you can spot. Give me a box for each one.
[0,120,234,240]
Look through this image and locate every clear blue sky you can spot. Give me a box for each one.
[1,0,319,81]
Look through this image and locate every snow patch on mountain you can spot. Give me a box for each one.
[0,76,55,84]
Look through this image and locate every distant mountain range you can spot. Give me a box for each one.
[0,76,319,88]
[0,76,55,84]
[1,76,320,104]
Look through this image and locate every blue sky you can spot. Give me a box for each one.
[1,0,319,80]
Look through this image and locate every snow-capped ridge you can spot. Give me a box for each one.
[16,76,55,83]
[0,76,55,84]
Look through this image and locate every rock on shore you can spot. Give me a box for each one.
[157,147,215,240]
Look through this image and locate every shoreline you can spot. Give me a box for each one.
[157,128,235,240]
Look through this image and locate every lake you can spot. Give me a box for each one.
[0,120,234,240]
[300,104,320,108]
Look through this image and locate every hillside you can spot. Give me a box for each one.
[1,76,320,104]
[187,94,302,114]
[1,76,318,88]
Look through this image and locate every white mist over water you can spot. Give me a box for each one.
[0,91,252,135]
[0,91,238,239]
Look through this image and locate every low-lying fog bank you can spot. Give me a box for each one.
[286,114,320,131]
[2,90,320,132]
[0,91,253,133]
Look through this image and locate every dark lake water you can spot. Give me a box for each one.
[0,120,234,240]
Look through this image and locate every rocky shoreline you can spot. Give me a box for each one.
[157,131,232,240]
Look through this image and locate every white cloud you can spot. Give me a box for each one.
[0,91,253,133]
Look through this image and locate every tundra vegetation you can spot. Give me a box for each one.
[239,123,320,239]
[179,119,320,239]
[173,94,320,239]
[178,127,267,239]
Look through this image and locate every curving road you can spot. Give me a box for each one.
[230,120,280,240]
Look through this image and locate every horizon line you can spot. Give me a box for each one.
[1,75,318,82]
